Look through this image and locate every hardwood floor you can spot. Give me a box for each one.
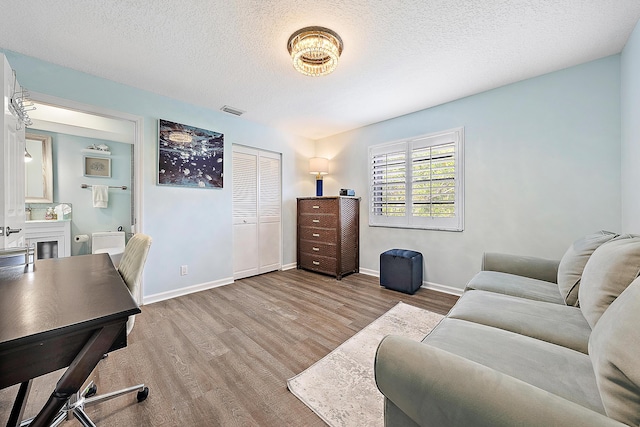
[0,270,458,426]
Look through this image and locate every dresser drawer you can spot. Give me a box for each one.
[298,226,337,244]
[299,240,337,259]
[299,253,337,276]
[298,199,337,215]
[298,214,337,228]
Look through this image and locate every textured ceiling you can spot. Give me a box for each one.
[2,1,640,140]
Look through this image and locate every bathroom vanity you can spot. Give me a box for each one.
[24,220,71,259]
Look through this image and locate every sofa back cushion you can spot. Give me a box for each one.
[589,276,640,425]
[579,235,640,328]
[557,231,618,306]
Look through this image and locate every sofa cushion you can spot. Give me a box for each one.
[579,235,640,328]
[422,318,605,414]
[589,276,640,426]
[465,271,564,304]
[448,290,591,353]
[557,231,618,306]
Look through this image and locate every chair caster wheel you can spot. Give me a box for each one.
[85,384,97,398]
[137,387,149,402]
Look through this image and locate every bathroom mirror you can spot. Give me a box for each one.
[25,132,53,203]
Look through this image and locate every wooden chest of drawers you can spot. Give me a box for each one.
[297,196,360,279]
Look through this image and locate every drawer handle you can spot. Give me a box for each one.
[312,247,320,251]
[312,219,320,223]
[312,233,320,237]
[312,261,320,265]
[312,205,320,209]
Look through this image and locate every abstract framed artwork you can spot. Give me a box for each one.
[158,119,224,188]
[84,156,111,178]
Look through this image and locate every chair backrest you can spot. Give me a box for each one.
[117,233,152,335]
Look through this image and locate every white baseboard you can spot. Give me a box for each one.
[357,268,463,296]
[143,276,234,305]
[422,281,463,296]
[142,268,464,306]
[359,268,379,277]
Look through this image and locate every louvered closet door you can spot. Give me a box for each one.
[233,149,259,279]
[232,145,281,280]
[258,152,281,274]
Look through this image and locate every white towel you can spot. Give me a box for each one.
[92,185,109,208]
[54,203,72,219]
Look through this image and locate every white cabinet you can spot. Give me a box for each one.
[25,220,71,259]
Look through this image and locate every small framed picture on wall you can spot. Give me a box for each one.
[84,156,111,178]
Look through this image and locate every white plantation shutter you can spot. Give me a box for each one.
[369,128,464,231]
[411,139,456,218]
[370,142,407,227]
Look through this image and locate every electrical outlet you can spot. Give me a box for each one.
[180,265,188,276]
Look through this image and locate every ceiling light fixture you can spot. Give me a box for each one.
[24,148,32,162]
[287,26,343,77]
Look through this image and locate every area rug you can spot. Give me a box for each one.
[287,302,443,427]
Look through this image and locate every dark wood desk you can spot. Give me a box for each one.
[0,254,140,427]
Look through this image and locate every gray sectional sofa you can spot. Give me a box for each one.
[375,232,640,426]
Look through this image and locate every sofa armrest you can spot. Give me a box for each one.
[375,335,623,427]
[482,252,560,283]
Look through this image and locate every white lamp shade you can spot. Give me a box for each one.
[309,157,329,175]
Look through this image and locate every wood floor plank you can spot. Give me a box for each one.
[0,270,458,426]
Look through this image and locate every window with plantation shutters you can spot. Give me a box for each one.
[369,128,464,231]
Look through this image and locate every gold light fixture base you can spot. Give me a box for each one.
[287,26,343,77]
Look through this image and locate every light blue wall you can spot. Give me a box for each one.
[28,130,132,256]
[317,56,622,291]
[5,48,626,295]
[3,50,315,300]
[621,20,640,234]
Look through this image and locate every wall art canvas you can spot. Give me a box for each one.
[158,119,224,188]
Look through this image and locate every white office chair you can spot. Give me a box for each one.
[26,233,153,427]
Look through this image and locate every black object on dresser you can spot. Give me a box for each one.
[297,196,360,280]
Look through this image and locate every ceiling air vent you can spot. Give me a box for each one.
[220,105,245,116]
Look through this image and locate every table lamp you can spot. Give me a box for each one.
[309,157,329,196]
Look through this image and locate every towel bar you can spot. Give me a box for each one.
[81,184,127,190]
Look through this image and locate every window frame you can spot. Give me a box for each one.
[368,127,464,231]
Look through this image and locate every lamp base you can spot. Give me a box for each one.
[316,178,323,197]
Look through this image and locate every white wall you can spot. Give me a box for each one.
[3,50,315,302]
[621,20,640,234]
[317,56,622,291]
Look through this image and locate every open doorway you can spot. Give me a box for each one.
[27,92,144,300]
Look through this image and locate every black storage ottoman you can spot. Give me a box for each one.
[380,249,423,294]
